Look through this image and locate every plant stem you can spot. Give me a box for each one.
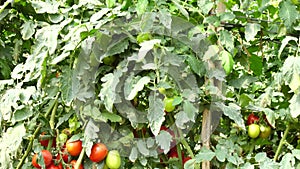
[75,147,85,169]
[50,99,59,130]
[274,123,290,161]
[16,125,41,169]
[16,92,60,169]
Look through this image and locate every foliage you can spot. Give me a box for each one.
[0,0,300,169]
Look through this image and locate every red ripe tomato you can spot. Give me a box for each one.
[66,160,84,169]
[66,139,82,156]
[56,153,69,163]
[46,163,62,169]
[183,156,192,165]
[168,147,184,158]
[247,113,259,125]
[89,143,108,162]
[40,132,56,147]
[32,150,53,168]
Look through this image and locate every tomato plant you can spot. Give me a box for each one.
[89,143,108,163]
[66,140,82,157]
[1,0,300,168]
[106,150,121,169]
[32,150,53,168]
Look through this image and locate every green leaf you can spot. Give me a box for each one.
[21,21,35,40]
[239,93,253,108]
[61,67,74,106]
[126,76,151,100]
[106,0,116,8]
[215,102,245,130]
[289,93,300,118]
[245,23,260,42]
[105,37,129,57]
[197,0,214,15]
[219,30,234,52]
[186,55,205,77]
[100,72,120,112]
[156,130,173,154]
[279,0,298,28]
[35,25,60,55]
[279,153,294,169]
[129,147,139,162]
[148,94,165,136]
[175,111,190,129]
[101,111,122,122]
[137,140,149,156]
[158,9,172,29]
[183,100,197,122]
[215,144,228,162]
[250,55,263,76]
[281,56,300,92]
[278,36,298,58]
[220,50,234,75]
[0,123,26,168]
[30,0,59,14]
[90,8,110,22]
[172,0,189,19]
[220,12,235,21]
[195,147,215,162]
[292,149,300,160]
[12,107,33,124]
[136,0,148,16]
[138,39,161,62]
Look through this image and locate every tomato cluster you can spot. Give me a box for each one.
[32,133,121,169]
[247,113,272,139]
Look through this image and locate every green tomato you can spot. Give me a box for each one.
[164,97,175,113]
[136,33,151,44]
[248,124,260,138]
[158,87,166,95]
[259,125,271,139]
[106,150,121,169]
[103,56,117,65]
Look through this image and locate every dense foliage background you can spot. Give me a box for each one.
[1,0,300,168]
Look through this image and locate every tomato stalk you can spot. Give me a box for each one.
[50,99,59,130]
[75,147,85,169]
[16,92,60,169]
[274,123,290,161]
